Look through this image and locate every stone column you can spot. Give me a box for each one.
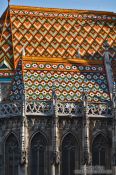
[19,94,28,175]
[0,84,3,174]
[112,83,116,175]
[82,93,91,175]
[0,129,3,175]
[51,84,60,175]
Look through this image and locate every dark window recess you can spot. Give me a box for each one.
[31,133,47,175]
[92,135,107,175]
[0,83,11,101]
[5,134,19,175]
[62,134,77,175]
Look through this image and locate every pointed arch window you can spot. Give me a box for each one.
[5,134,19,175]
[92,135,107,167]
[61,133,79,175]
[30,132,47,175]
[92,134,111,175]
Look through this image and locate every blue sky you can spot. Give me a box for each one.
[0,0,116,17]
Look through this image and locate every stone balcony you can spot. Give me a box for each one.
[0,100,112,118]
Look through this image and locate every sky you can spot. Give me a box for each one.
[0,0,116,17]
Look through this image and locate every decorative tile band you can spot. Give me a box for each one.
[10,9,116,21]
[24,62,104,72]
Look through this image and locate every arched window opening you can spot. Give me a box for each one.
[92,135,107,166]
[61,133,79,175]
[30,132,47,175]
[5,134,19,175]
[92,134,109,175]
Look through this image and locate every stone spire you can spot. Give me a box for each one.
[103,40,113,99]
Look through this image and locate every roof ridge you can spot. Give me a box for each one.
[9,5,116,16]
[9,6,15,70]
[0,8,9,44]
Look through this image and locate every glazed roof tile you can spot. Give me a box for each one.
[19,56,110,102]
[0,5,115,102]
[9,59,24,101]
[0,5,115,68]
[0,8,14,70]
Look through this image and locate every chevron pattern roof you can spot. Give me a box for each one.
[0,9,14,70]
[5,6,116,68]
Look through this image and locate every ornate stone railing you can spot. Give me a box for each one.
[25,100,112,118]
[56,102,83,117]
[25,100,83,117]
[87,102,112,117]
[25,100,53,116]
[0,100,112,118]
[0,101,22,118]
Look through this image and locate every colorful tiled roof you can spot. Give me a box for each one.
[0,8,14,70]
[9,59,24,101]
[0,5,116,103]
[21,56,110,102]
[0,5,116,69]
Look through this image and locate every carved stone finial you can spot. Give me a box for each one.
[51,151,60,165]
[22,46,26,57]
[22,43,28,56]
[20,150,26,166]
[52,82,57,106]
[82,150,89,165]
[103,40,110,51]
[82,90,87,108]
[113,82,116,108]
[76,45,81,58]
[8,0,10,6]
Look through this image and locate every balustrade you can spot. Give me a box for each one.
[0,101,21,118]
[0,100,112,118]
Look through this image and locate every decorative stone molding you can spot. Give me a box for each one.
[51,151,60,165]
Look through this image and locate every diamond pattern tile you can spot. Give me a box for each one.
[8,7,116,68]
[22,60,110,102]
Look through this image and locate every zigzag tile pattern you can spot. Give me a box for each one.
[0,10,14,69]
[23,62,110,102]
[9,8,116,67]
